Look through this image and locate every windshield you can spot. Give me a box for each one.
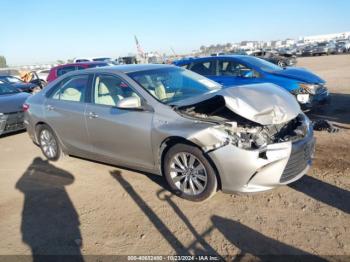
[240,56,283,71]
[0,84,19,95]
[0,76,22,83]
[128,67,221,104]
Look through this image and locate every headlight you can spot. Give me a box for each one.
[298,83,318,95]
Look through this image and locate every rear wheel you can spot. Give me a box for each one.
[163,143,217,201]
[38,125,62,161]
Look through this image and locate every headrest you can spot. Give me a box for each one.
[98,82,110,95]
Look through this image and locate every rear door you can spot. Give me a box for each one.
[44,74,93,156]
[188,59,216,79]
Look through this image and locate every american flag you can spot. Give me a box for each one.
[134,36,144,57]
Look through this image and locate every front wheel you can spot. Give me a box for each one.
[38,125,62,161]
[277,60,285,67]
[163,143,218,201]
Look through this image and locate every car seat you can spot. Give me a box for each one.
[60,87,82,102]
[96,82,116,106]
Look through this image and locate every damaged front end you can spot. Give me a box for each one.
[291,83,331,110]
[175,95,310,153]
[171,84,314,193]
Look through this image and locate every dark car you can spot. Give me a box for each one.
[173,55,330,110]
[47,62,112,83]
[251,50,297,67]
[0,83,30,136]
[301,45,316,57]
[335,41,350,53]
[0,75,41,94]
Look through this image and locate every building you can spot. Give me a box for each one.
[300,32,350,43]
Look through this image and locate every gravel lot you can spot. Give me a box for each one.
[0,55,349,260]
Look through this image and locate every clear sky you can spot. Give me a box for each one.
[1,0,349,65]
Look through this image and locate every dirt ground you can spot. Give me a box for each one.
[0,55,349,260]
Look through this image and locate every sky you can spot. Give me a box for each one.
[1,0,349,65]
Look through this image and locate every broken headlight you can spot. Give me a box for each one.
[298,83,318,95]
[231,130,267,150]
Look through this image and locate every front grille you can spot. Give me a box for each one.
[280,138,314,183]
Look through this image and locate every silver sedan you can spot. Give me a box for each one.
[24,64,314,201]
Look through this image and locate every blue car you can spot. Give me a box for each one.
[173,55,330,110]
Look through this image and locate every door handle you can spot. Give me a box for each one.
[46,105,54,111]
[88,112,99,119]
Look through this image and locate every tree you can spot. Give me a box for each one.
[0,56,7,68]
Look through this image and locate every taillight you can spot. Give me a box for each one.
[22,103,30,112]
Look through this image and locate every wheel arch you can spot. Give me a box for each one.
[34,121,67,154]
[159,136,222,190]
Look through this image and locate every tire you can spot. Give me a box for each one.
[37,124,62,161]
[163,143,218,202]
[277,60,285,67]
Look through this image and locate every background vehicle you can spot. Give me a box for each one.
[36,69,50,82]
[313,42,336,56]
[335,41,350,53]
[24,65,314,201]
[251,50,297,67]
[301,45,316,56]
[47,61,112,82]
[0,75,41,94]
[74,57,113,63]
[173,55,330,110]
[0,84,30,136]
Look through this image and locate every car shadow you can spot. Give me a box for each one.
[0,129,26,138]
[289,175,350,214]
[110,171,219,256]
[307,93,350,126]
[211,215,326,261]
[15,157,84,262]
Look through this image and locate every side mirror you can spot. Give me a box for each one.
[116,96,142,110]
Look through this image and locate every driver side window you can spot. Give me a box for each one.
[93,74,140,106]
[218,60,260,78]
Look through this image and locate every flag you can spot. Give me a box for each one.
[135,36,144,57]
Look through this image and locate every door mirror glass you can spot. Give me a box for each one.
[116,96,142,110]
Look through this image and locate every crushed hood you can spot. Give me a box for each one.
[175,83,301,125]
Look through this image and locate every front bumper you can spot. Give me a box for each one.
[299,88,331,111]
[208,127,315,193]
[0,112,25,136]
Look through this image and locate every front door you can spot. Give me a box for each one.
[85,73,154,170]
[211,59,262,87]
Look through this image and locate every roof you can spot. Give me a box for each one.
[173,55,250,65]
[52,61,110,69]
[84,63,176,74]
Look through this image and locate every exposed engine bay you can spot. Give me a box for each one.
[176,95,309,150]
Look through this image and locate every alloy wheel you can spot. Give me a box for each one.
[40,129,58,159]
[169,152,208,195]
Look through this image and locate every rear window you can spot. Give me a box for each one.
[57,66,76,77]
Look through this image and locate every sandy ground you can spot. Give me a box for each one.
[0,55,349,260]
